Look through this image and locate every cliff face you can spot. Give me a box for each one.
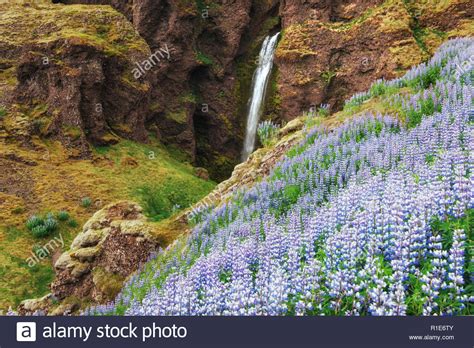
[0,2,153,157]
[59,0,281,180]
[5,0,472,179]
[275,0,474,118]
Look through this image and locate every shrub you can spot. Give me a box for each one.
[80,197,92,208]
[31,225,49,238]
[11,206,25,214]
[257,120,280,147]
[26,215,44,230]
[369,81,387,97]
[57,210,70,221]
[318,104,330,117]
[43,217,58,232]
[196,51,213,66]
[25,213,58,238]
[68,219,79,228]
[0,106,6,118]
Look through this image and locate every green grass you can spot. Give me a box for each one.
[136,176,214,222]
[91,140,216,214]
[0,135,216,310]
[196,51,214,66]
[0,217,78,309]
[80,197,92,208]
[404,94,441,128]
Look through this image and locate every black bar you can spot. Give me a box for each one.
[1,316,472,348]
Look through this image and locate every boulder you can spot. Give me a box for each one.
[50,201,163,306]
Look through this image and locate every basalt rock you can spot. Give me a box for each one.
[0,1,152,157]
[50,201,163,309]
[57,0,281,180]
[275,0,473,118]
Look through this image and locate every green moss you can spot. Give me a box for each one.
[321,70,337,85]
[0,249,54,308]
[121,74,150,93]
[165,109,188,124]
[149,102,161,112]
[180,92,198,104]
[92,267,125,300]
[217,114,233,132]
[63,125,82,140]
[262,67,281,122]
[0,2,149,57]
[195,51,214,66]
[276,23,316,59]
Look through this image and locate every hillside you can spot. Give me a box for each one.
[0,1,215,310]
[0,0,472,316]
[84,38,473,316]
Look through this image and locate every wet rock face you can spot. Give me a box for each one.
[123,0,277,180]
[51,201,162,305]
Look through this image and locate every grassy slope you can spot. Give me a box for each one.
[0,1,216,310]
[0,136,215,309]
[106,37,473,316]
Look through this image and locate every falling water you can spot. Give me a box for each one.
[241,32,280,161]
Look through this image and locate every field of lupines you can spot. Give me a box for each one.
[86,38,474,316]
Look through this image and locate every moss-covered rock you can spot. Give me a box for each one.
[92,267,125,301]
[50,201,163,309]
[0,0,152,156]
[275,0,473,117]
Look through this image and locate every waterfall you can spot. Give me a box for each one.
[241,32,280,161]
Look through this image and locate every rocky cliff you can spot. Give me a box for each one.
[3,0,472,179]
[58,0,281,180]
[275,0,473,118]
[0,1,153,157]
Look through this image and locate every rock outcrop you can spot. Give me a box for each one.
[275,0,473,118]
[57,0,281,179]
[51,201,163,303]
[0,1,152,157]
[17,201,163,314]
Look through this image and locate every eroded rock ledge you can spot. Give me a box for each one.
[19,201,164,315]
